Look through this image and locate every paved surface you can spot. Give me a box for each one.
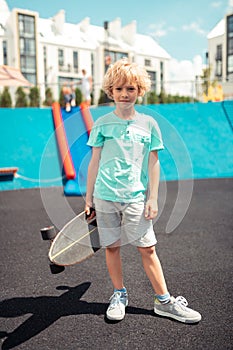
[0,178,232,350]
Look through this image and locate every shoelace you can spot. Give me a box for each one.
[108,292,122,310]
[174,296,188,310]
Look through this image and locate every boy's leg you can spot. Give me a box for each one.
[105,242,128,321]
[93,199,128,320]
[138,246,201,323]
[137,245,168,295]
[105,241,124,290]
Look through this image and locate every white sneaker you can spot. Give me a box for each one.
[154,296,202,324]
[65,104,71,112]
[71,99,76,107]
[106,291,128,321]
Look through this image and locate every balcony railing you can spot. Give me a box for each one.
[215,53,222,61]
[58,64,79,74]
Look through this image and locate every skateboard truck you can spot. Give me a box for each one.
[40,226,65,274]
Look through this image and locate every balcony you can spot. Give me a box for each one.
[215,52,222,61]
[59,64,71,73]
[58,64,79,74]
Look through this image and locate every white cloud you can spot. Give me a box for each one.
[166,55,204,96]
[226,0,233,13]
[182,22,206,36]
[211,1,222,8]
[148,22,176,39]
[153,29,167,38]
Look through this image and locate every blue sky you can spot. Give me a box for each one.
[6,0,232,61]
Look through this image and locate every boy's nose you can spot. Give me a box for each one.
[121,88,128,96]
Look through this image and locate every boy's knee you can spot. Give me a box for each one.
[106,245,120,254]
[137,245,156,256]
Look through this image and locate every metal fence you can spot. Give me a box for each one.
[0,78,233,107]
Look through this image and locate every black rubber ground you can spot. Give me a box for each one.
[0,178,232,350]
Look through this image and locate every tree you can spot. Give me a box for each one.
[0,87,12,107]
[158,88,166,104]
[147,91,159,104]
[201,66,211,95]
[75,87,82,106]
[98,89,106,105]
[15,87,28,107]
[29,86,40,107]
[43,87,54,106]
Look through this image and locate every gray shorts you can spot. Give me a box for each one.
[94,198,157,248]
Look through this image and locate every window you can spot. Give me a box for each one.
[17,13,37,85]
[215,60,222,77]
[3,40,7,65]
[43,46,47,85]
[216,45,222,60]
[215,45,222,77]
[73,51,78,72]
[227,14,233,76]
[145,59,151,67]
[91,52,94,79]
[18,14,35,37]
[104,50,128,72]
[147,71,156,91]
[160,61,164,89]
[58,49,64,67]
[20,38,35,55]
[20,56,36,71]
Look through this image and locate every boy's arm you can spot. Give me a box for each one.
[85,147,102,216]
[145,150,160,220]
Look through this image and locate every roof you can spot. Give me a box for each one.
[134,34,171,59]
[207,19,225,39]
[38,16,170,59]
[0,2,170,60]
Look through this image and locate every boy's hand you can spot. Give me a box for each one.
[145,199,158,220]
[85,205,96,222]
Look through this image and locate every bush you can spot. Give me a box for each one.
[59,89,65,107]
[0,87,12,107]
[43,87,54,106]
[29,86,40,107]
[98,89,112,105]
[75,87,82,106]
[15,87,28,107]
[98,89,105,105]
[147,91,159,104]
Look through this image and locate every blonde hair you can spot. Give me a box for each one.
[103,58,151,99]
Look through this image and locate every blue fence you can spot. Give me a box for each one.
[0,101,232,192]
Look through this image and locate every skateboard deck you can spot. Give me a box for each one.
[48,211,100,266]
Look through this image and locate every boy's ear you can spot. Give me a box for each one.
[138,87,145,97]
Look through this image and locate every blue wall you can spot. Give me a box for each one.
[0,101,232,191]
[145,102,233,180]
[0,108,62,190]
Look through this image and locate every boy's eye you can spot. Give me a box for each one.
[114,87,137,92]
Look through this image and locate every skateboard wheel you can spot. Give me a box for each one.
[49,263,65,274]
[40,226,56,240]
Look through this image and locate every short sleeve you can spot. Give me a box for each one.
[87,123,104,147]
[150,119,164,151]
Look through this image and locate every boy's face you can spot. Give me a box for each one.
[112,82,139,106]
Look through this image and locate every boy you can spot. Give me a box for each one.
[85,59,201,323]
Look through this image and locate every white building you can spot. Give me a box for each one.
[207,11,233,99]
[0,0,171,104]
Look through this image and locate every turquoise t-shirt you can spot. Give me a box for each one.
[87,111,164,202]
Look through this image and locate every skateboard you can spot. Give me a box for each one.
[40,209,100,274]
